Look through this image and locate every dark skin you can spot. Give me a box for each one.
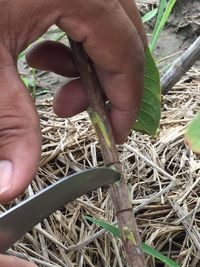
[0,1,147,266]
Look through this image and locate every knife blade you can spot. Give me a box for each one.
[0,167,120,253]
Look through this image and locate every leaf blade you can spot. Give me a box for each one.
[142,243,180,267]
[133,48,161,136]
[85,216,180,266]
[142,8,158,23]
[150,0,177,51]
[84,216,120,237]
[185,112,200,153]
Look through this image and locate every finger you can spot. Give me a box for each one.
[0,48,41,203]
[119,0,148,48]
[26,41,89,117]
[53,79,89,117]
[57,1,144,143]
[0,254,37,267]
[96,69,142,144]
[26,41,79,77]
[26,41,90,118]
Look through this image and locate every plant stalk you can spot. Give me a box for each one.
[161,36,200,95]
[69,39,145,267]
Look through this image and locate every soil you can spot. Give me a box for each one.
[149,0,200,66]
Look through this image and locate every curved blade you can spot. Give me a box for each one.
[0,168,119,253]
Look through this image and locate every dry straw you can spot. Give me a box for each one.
[1,0,200,265]
[1,66,199,266]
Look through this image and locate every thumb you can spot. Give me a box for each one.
[0,49,41,203]
[0,254,37,267]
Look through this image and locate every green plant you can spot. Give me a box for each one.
[85,216,180,267]
[185,112,200,153]
[140,1,200,154]
[142,8,158,24]
[133,0,178,136]
[133,48,161,136]
[150,0,177,51]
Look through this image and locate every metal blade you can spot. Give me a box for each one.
[0,168,119,253]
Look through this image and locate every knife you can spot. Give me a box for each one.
[0,167,120,253]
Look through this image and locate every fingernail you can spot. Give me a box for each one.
[0,160,13,195]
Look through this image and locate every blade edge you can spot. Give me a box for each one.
[0,168,119,253]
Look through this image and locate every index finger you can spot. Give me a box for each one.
[57,0,145,143]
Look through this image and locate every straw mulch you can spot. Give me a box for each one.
[136,0,158,8]
[1,1,200,266]
[2,65,199,267]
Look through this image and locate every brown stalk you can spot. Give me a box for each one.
[161,36,200,95]
[69,39,145,267]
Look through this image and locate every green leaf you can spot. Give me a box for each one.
[133,48,161,136]
[152,0,167,48]
[142,8,158,23]
[152,0,167,42]
[85,216,120,237]
[85,216,180,267]
[21,76,31,88]
[142,243,179,267]
[150,0,176,51]
[185,112,200,153]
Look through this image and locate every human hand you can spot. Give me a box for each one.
[0,0,146,265]
[0,254,37,267]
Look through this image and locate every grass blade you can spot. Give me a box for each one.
[85,216,180,267]
[142,8,158,23]
[150,0,177,51]
[85,215,120,237]
[153,0,167,35]
[142,243,180,267]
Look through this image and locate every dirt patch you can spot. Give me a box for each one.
[153,0,200,65]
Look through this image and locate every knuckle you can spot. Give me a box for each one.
[0,106,39,148]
